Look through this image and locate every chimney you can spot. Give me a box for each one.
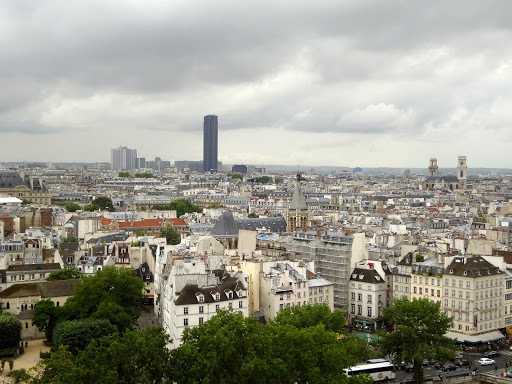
[20,170,25,180]
[29,177,34,191]
[39,177,43,190]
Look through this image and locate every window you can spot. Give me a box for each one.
[184,318,188,326]
[19,275,24,281]
[239,301,243,308]
[419,288,422,294]
[437,290,440,297]
[358,293,362,301]
[368,307,372,317]
[215,304,220,312]
[280,304,284,310]
[199,317,204,324]
[357,305,362,315]
[228,302,232,309]
[198,295,205,303]
[367,295,372,303]
[351,292,355,300]
[199,306,204,314]
[286,292,291,299]
[184,307,188,315]
[280,294,284,301]
[215,293,220,301]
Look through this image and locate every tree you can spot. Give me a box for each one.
[415,252,424,262]
[83,204,97,212]
[255,176,271,184]
[247,212,259,218]
[47,268,81,281]
[379,297,456,384]
[53,318,117,355]
[65,202,81,212]
[118,172,131,178]
[161,226,181,245]
[135,172,154,178]
[272,303,344,333]
[157,199,202,217]
[172,309,370,384]
[8,368,31,383]
[61,236,78,243]
[32,299,63,342]
[63,267,144,331]
[92,196,114,212]
[0,313,22,351]
[227,173,243,179]
[32,327,173,384]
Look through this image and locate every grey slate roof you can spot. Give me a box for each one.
[350,268,385,284]
[86,232,129,244]
[0,171,45,190]
[212,212,287,238]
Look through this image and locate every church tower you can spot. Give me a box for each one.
[457,156,467,189]
[287,174,309,233]
[428,158,439,176]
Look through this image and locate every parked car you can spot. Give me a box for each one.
[478,358,495,366]
[456,358,471,366]
[423,360,430,366]
[506,372,512,378]
[484,351,500,358]
[441,364,458,372]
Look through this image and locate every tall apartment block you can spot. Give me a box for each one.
[111,146,137,170]
[203,115,218,173]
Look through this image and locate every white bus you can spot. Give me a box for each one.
[344,362,396,382]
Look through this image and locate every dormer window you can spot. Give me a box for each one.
[214,293,220,301]
[449,269,453,274]
[237,289,245,298]
[196,293,205,303]
[463,271,467,276]
[225,290,233,299]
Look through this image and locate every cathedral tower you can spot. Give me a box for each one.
[457,156,467,189]
[287,174,309,233]
[428,158,439,177]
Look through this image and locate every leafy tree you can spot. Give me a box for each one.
[63,267,144,331]
[208,203,222,209]
[157,199,202,217]
[92,196,114,212]
[47,268,81,281]
[272,303,344,333]
[65,202,81,212]
[118,172,131,178]
[61,236,78,243]
[379,297,456,384]
[161,226,181,245]
[0,313,22,350]
[32,299,63,342]
[32,327,173,384]
[8,368,31,383]
[227,173,244,179]
[415,252,424,262]
[255,176,272,184]
[135,172,154,178]
[247,212,259,218]
[53,318,116,355]
[83,204,97,212]
[172,309,370,384]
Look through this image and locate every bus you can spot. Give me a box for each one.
[367,359,390,364]
[344,362,396,382]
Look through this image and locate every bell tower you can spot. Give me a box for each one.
[457,156,467,189]
[428,158,438,177]
[287,173,309,233]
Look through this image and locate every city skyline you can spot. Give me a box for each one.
[1,1,512,167]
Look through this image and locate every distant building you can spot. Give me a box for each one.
[286,174,309,233]
[0,171,51,205]
[231,164,248,174]
[422,156,467,191]
[136,157,146,169]
[203,115,218,173]
[111,146,137,170]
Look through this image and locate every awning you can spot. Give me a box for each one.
[445,330,504,344]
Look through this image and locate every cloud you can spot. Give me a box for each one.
[1,0,512,167]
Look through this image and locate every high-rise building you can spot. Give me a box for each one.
[136,157,146,169]
[111,146,137,170]
[203,115,218,173]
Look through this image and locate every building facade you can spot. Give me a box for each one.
[111,146,137,170]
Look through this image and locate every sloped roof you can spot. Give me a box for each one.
[211,211,239,238]
[0,279,81,299]
[174,279,246,305]
[289,180,307,210]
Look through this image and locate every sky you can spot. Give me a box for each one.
[1,0,512,168]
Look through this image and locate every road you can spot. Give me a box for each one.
[393,349,512,382]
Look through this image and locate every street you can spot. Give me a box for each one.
[392,349,512,382]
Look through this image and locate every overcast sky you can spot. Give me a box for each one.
[1,0,511,167]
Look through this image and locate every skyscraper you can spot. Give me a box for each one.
[111,146,137,170]
[203,115,218,173]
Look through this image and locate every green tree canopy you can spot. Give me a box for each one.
[227,173,244,179]
[160,226,181,245]
[155,199,202,217]
[0,313,22,350]
[64,202,81,212]
[32,327,173,384]
[247,212,259,218]
[32,299,63,342]
[63,267,144,331]
[135,172,154,178]
[379,297,456,384]
[272,303,344,333]
[47,268,81,281]
[255,176,272,184]
[61,236,78,243]
[53,318,117,355]
[92,196,114,212]
[118,172,131,178]
[172,309,371,384]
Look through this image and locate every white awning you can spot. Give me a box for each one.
[445,330,504,344]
